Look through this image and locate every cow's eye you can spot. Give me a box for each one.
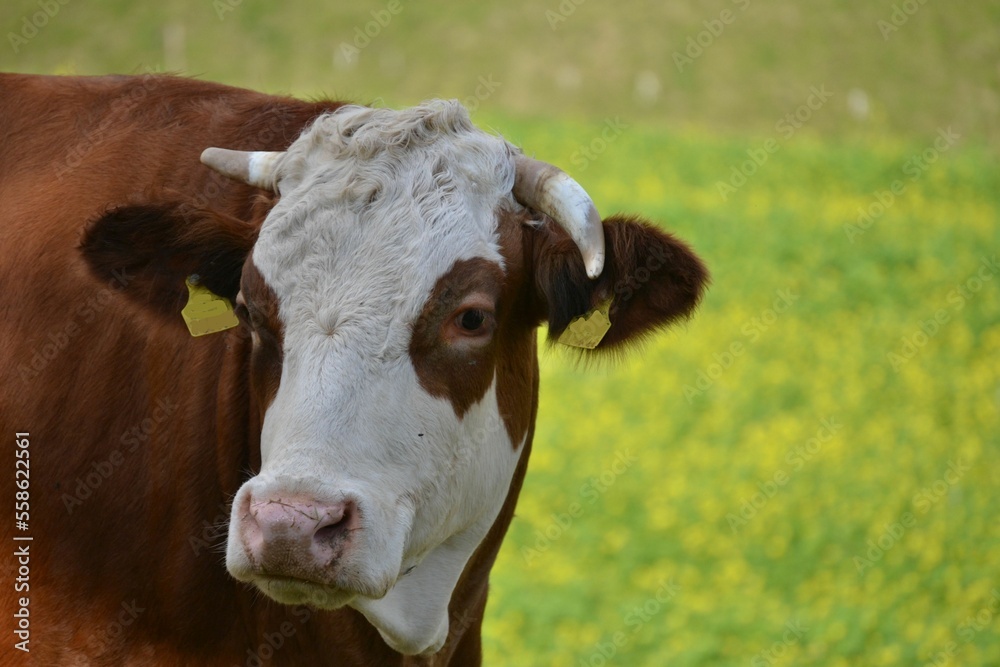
[451,308,495,340]
[458,309,487,332]
[444,293,497,344]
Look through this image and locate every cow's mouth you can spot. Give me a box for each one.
[253,575,359,609]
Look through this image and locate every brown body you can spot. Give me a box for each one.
[0,73,707,665]
[0,73,509,666]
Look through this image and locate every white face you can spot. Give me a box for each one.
[224,103,526,655]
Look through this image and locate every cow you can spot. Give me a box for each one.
[0,73,707,666]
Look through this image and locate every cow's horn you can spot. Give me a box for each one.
[200,148,284,191]
[513,154,605,279]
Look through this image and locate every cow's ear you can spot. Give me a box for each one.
[531,214,709,351]
[80,202,256,320]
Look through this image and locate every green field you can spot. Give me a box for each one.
[480,119,1000,666]
[3,1,999,665]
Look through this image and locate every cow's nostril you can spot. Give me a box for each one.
[240,494,362,574]
[313,500,356,545]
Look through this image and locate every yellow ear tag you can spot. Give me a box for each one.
[181,275,239,337]
[558,299,613,350]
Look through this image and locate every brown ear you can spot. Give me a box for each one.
[80,202,257,320]
[530,214,709,350]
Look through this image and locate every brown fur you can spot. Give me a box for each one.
[409,258,506,422]
[0,72,707,666]
[528,213,710,350]
[240,259,285,422]
[80,202,258,312]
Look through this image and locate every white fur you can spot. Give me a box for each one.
[226,101,524,654]
[247,151,283,190]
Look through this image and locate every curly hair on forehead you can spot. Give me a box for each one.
[303,100,482,159]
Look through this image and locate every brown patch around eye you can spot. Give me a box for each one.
[406,207,540,450]
[241,259,284,420]
[409,258,504,420]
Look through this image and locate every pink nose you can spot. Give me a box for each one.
[241,495,358,572]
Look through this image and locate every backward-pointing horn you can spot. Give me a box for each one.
[512,154,605,279]
[200,148,284,191]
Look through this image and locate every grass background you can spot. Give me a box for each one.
[3,1,999,665]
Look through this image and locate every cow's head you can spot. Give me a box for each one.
[81,101,707,654]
